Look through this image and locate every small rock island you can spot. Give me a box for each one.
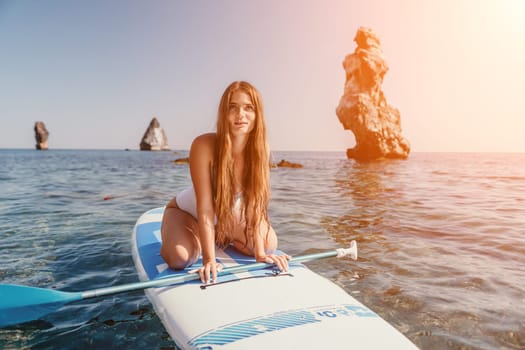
[34,121,49,150]
[336,27,410,160]
[140,117,170,151]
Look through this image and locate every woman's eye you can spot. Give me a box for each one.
[245,105,254,112]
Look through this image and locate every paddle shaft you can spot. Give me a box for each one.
[81,241,357,299]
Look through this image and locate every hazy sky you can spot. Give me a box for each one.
[1,0,524,152]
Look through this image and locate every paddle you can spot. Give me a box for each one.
[0,241,357,328]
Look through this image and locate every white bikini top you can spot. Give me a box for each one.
[175,186,243,222]
[175,186,199,219]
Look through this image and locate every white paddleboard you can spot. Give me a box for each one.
[132,207,418,349]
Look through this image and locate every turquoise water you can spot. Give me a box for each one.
[0,150,524,349]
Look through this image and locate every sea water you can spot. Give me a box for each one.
[0,149,524,349]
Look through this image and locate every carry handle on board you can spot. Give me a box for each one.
[0,241,357,328]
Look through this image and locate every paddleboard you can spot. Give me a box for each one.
[132,207,418,349]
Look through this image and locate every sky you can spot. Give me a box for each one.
[1,0,524,152]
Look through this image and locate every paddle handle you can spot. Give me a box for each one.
[336,240,358,260]
[81,241,358,299]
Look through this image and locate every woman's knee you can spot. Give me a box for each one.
[160,207,200,270]
[160,244,197,270]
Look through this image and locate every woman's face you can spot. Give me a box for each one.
[227,90,256,137]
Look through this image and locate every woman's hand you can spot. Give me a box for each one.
[189,261,223,284]
[256,254,291,272]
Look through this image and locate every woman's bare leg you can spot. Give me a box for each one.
[232,221,278,256]
[232,220,289,271]
[160,199,201,269]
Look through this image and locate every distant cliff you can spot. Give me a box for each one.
[336,27,410,160]
[34,121,49,150]
[140,117,170,151]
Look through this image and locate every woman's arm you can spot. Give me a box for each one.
[253,221,290,272]
[189,133,221,283]
[253,230,267,261]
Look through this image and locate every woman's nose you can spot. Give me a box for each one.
[235,107,245,118]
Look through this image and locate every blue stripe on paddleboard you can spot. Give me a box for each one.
[188,304,378,347]
[136,222,162,246]
[136,222,164,280]
[136,221,198,281]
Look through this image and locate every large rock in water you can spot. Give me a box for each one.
[336,27,410,160]
[34,121,49,150]
[140,117,170,151]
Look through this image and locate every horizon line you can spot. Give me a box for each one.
[1,148,524,154]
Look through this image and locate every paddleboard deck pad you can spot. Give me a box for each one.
[132,207,418,349]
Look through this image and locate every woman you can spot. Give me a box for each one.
[160,81,289,284]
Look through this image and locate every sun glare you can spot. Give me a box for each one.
[502,0,525,33]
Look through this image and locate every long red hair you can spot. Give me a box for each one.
[213,81,270,247]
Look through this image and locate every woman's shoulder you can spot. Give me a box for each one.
[191,133,216,149]
[190,133,216,159]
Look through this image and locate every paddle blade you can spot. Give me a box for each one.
[0,284,83,328]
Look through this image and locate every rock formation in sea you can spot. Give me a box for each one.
[140,117,170,151]
[173,157,189,164]
[276,159,303,168]
[34,121,49,150]
[336,27,410,160]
